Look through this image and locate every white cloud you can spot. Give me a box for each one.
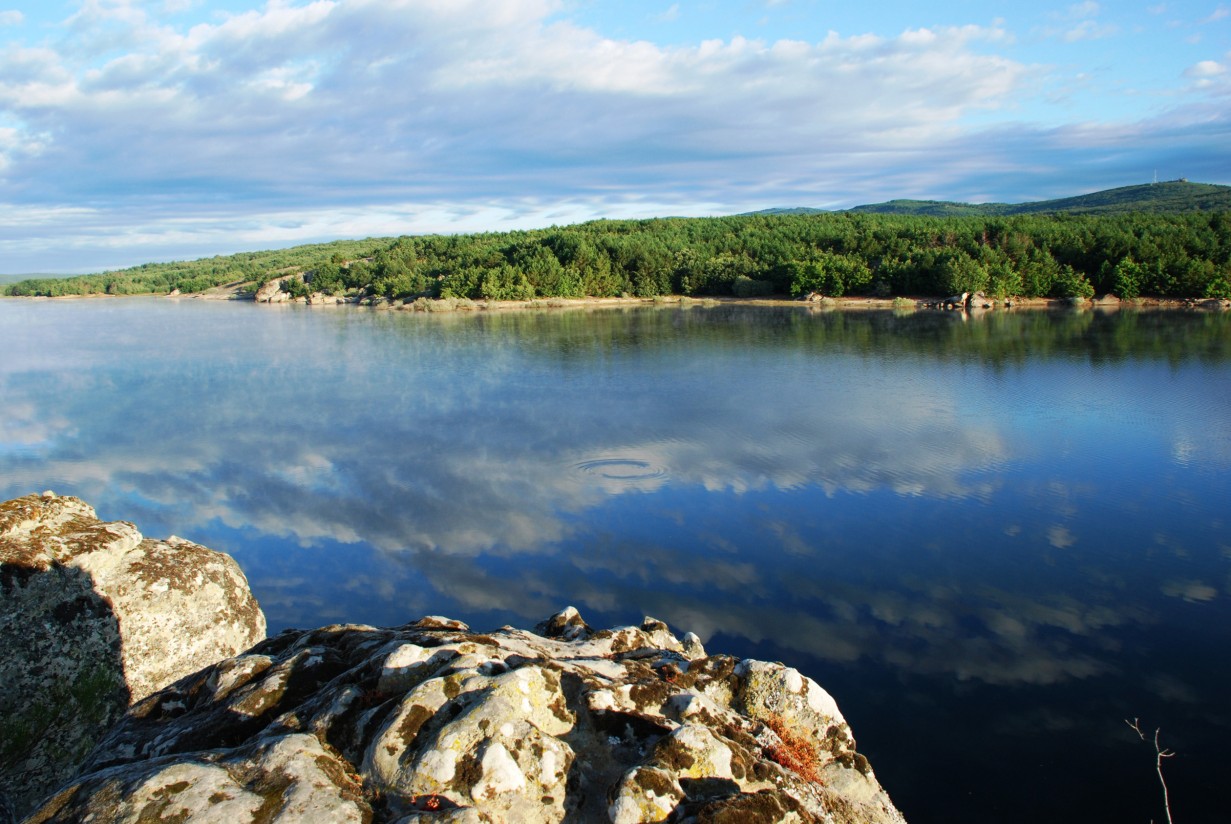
[1062,19,1118,41]
[0,1,1227,272]
[0,1,1043,270]
[1184,58,1231,93]
[1051,1,1100,21]
[654,4,680,23]
[1071,1,1100,17]
[1,4,1025,183]
[1186,59,1227,76]
[1202,5,1229,24]
[0,10,23,26]
[1043,1,1118,41]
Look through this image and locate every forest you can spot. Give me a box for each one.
[6,210,1231,303]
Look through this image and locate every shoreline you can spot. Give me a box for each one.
[7,283,1228,312]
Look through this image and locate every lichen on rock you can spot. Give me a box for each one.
[25,604,905,823]
[0,492,266,819]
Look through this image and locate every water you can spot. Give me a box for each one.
[2,298,1229,823]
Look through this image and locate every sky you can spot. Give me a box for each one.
[0,1,1228,273]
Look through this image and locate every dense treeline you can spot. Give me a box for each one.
[7,212,1231,301]
[3,238,384,298]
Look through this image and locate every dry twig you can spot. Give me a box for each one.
[1126,718,1176,824]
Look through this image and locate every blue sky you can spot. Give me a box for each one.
[1,1,1228,273]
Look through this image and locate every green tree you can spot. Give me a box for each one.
[939,251,989,295]
[1049,264,1095,299]
[480,265,535,301]
[310,262,343,294]
[1111,258,1146,300]
[788,252,873,297]
[985,259,1022,299]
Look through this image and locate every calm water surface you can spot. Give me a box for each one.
[2,299,1229,823]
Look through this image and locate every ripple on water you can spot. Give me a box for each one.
[573,457,669,485]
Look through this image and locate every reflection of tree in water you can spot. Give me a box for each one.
[391,305,1231,366]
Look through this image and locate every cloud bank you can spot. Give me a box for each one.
[0,0,1228,271]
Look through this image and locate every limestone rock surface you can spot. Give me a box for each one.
[30,606,904,824]
[0,492,266,819]
[255,276,291,303]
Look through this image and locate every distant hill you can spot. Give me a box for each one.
[845,199,1007,217]
[740,180,1231,218]
[846,180,1231,216]
[0,273,46,285]
[741,207,830,216]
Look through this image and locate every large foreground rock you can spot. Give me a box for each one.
[30,608,904,824]
[0,493,266,820]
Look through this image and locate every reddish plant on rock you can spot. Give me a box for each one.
[763,713,824,785]
[412,794,446,811]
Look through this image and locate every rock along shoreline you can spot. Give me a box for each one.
[2,493,905,823]
[12,277,1228,314]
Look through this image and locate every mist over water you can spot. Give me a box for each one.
[2,298,1229,823]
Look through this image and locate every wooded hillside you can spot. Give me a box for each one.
[7,186,1230,302]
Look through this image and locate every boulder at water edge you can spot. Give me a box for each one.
[29,607,906,824]
[0,493,266,820]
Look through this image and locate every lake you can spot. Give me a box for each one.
[1,298,1228,823]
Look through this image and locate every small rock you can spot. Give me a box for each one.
[411,615,470,631]
[609,766,685,824]
[535,605,592,640]
[681,632,707,659]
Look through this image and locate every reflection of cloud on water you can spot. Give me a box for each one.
[3,303,1226,691]
[1047,525,1076,549]
[0,384,1140,686]
[273,453,344,493]
[569,383,1009,501]
[390,521,1149,688]
[621,587,1115,687]
[1172,436,1197,467]
[1145,673,1199,704]
[0,402,74,452]
[125,451,586,556]
[1161,579,1218,603]
[991,708,1080,737]
[570,538,764,594]
[0,312,1012,559]
[774,578,1136,686]
[1169,414,1231,469]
